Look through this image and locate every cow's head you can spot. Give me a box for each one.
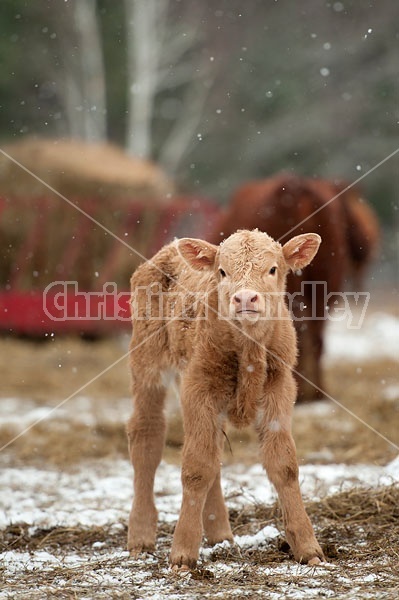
[178,229,321,327]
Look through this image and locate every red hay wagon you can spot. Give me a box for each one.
[0,196,220,336]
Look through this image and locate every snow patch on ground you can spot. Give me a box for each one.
[1,458,397,533]
[324,312,399,363]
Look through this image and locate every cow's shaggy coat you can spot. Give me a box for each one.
[208,176,378,400]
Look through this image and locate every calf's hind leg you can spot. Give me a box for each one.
[127,382,166,556]
[202,431,233,545]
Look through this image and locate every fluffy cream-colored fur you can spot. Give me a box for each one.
[127,229,324,568]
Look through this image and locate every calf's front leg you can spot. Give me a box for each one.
[170,390,223,568]
[258,390,324,564]
[260,428,323,563]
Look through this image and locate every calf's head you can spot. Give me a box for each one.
[178,229,321,326]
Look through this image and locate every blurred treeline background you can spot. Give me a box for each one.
[0,0,398,221]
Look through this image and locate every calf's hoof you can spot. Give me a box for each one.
[127,528,156,557]
[205,531,234,546]
[295,543,325,565]
[308,556,322,566]
[169,550,198,570]
[127,515,157,557]
[128,541,155,558]
[171,564,191,575]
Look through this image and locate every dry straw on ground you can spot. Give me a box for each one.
[1,486,398,599]
[0,336,397,468]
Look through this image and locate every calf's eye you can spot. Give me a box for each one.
[269,266,277,275]
[219,268,227,278]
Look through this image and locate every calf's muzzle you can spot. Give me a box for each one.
[231,288,264,315]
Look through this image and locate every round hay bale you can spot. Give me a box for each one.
[0,138,176,291]
[0,137,174,201]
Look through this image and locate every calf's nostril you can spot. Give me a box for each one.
[232,291,260,307]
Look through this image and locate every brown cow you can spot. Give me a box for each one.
[127,229,324,569]
[306,178,380,290]
[334,183,380,291]
[209,175,348,401]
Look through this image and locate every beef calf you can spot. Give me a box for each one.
[127,229,324,569]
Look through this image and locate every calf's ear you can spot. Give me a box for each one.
[282,233,321,271]
[177,238,218,270]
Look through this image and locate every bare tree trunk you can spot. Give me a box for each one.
[73,0,107,142]
[49,0,107,142]
[62,66,87,139]
[125,0,162,158]
[124,0,217,171]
